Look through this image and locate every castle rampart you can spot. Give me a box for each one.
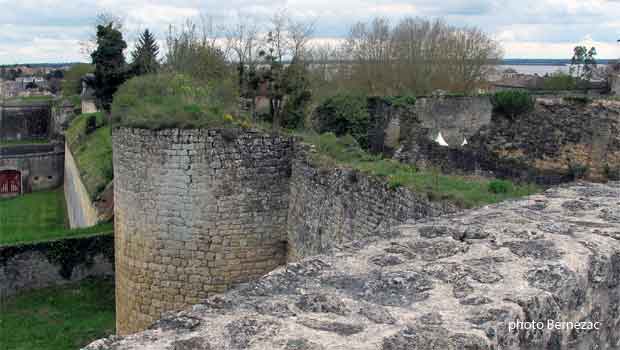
[113,128,294,334]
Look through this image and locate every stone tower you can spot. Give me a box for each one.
[113,127,293,334]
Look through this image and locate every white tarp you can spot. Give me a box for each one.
[435,132,449,147]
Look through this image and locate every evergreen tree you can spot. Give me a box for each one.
[91,23,127,111]
[131,29,160,76]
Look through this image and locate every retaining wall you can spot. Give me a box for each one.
[0,234,114,297]
[287,145,457,260]
[64,143,99,228]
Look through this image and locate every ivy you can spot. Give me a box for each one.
[0,234,114,280]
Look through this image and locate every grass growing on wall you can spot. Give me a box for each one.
[66,112,113,199]
[111,73,242,130]
[0,277,115,350]
[298,132,540,208]
[0,139,50,146]
[4,95,54,104]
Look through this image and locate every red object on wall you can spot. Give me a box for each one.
[0,170,21,194]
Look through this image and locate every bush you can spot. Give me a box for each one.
[385,95,416,108]
[62,63,94,95]
[604,164,620,181]
[85,115,98,134]
[488,179,513,194]
[111,73,243,129]
[562,96,592,104]
[568,162,589,180]
[543,72,577,90]
[314,94,370,148]
[491,91,534,118]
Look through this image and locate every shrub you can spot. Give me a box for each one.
[111,73,243,129]
[85,115,98,134]
[491,91,534,118]
[604,164,620,181]
[62,63,94,95]
[314,94,370,148]
[562,96,592,104]
[488,179,513,194]
[385,95,416,108]
[568,162,589,180]
[543,72,577,90]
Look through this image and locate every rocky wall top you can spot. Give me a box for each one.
[86,181,620,350]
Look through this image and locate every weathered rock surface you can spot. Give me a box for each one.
[85,182,620,350]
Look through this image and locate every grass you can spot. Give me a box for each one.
[0,189,67,243]
[4,95,54,104]
[111,73,242,130]
[0,188,114,246]
[297,132,540,209]
[0,222,114,247]
[66,113,113,199]
[0,139,50,146]
[0,277,115,350]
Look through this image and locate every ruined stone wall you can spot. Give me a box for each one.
[113,128,294,335]
[414,96,493,146]
[399,99,620,184]
[0,234,113,297]
[51,102,77,136]
[611,74,620,96]
[287,145,457,260]
[367,96,492,155]
[64,143,99,228]
[474,99,620,182]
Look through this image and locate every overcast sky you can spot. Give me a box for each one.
[1,0,620,64]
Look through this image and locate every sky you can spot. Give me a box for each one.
[1,0,620,64]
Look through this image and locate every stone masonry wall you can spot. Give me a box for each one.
[0,234,113,297]
[611,74,620,96]
[0,101,52,141]
[398,99,620,184]
[64,143,99,228]
[287,144,457,260]
[113,128,294,335]
[367,96,492,155]
[414,95,493,146]
[0,144,64,193]
[87,182,620,350]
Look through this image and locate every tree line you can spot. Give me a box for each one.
[78,10,503,129]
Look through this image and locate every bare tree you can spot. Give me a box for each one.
[341,17,502,95]
[80,12,126,59]
[267,8,289,63]
[345,18,393,94]
[287,17,316,59]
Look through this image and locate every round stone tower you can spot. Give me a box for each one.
[113,127,293,334]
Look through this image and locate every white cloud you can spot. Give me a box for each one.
[1,0,620,64]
